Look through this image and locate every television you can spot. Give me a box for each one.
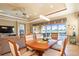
[0,26,14,33]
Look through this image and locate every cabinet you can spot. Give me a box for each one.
[69,36,76,44]
[76,35,79,45]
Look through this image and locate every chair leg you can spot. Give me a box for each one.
[26,47,29,51]
[26,47,35,52]
[64,52,66,56]
[62,51,66,56]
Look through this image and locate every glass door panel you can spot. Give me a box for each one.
[41,25,46,33]
[51,24,58,33]
[58,24,66,36]
[46,25,52,33]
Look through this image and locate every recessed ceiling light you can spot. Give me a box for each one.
[26,15,30,18]
[50,5,53,8]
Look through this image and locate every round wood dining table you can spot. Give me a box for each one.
[26,39,56,56]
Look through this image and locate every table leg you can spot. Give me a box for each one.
[36,50,44,56]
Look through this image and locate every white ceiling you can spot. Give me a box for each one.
[0,3,66,21]
[0,3,79,23]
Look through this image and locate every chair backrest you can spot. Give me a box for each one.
[6,36,20,41]
[51,33,58,40]
[60,38,68,56]
[8,39,21,56]
[25,34,34,41]
[35,33,43,39]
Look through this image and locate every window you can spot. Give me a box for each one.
[19,24,25,35]
[33,26,40,33]
[32,24,66,37]
[33,26,36,33]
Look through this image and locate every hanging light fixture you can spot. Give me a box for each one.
[39,15,50,21]
[19,8,30,18]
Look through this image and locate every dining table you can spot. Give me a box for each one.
[26,39,57,56]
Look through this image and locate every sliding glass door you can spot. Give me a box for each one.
[58,24,66,36]
[32,24,66,38]
[51,24,58,32]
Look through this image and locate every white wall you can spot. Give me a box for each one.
[26,23,32,35]
[66,12,78,36]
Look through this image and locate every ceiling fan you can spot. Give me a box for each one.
[18,8,30,19]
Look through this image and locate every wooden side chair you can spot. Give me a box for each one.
[50,33,59,47]
[60,38,68,56]
[25,34,34,41]
[50,35,67,52]
[35,33,43,39]
[43,38,68,56]
[8,39,35,56]
[24,34,34,50]
[25,34,37,51]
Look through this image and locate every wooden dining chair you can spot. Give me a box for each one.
[50,35,67,52]
[25,34,34,41]
[43,38,68,56]
[24,34,34,50]
[50,33,59,48]
[35,33,43,39]
[8,39,35,56]
[60,38,68,56]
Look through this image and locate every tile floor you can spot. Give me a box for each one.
[1,43,79,56]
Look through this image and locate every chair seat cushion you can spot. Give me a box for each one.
[43,49,61,56]
[51,40,63,50]
[22,51,35,56]
[52,44,61,50]
[48,39,57,46]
